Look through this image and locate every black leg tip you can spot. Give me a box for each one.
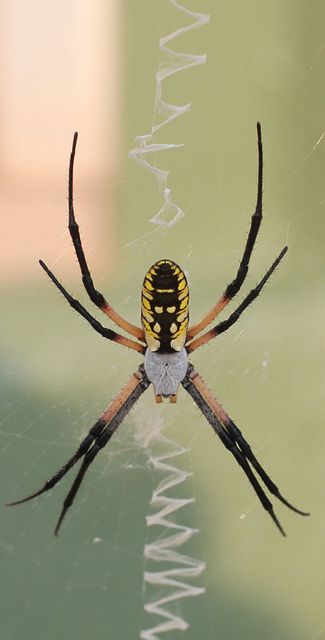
[72,132,78,151]
[39,259,48,272]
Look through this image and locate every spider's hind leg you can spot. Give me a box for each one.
[182,365,309,535]
[223,418,309,516]
[7,366,151,535]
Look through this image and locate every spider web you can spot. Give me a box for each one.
[1,2,325,640]
[129,1,209,228]
[128,3,209,637]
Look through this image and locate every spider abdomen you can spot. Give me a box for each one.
[141,259,189,353]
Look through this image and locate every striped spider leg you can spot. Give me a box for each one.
[68,132,145,342]
[182,365,309,537]
[8,367,150,535]
[187,122,266,343]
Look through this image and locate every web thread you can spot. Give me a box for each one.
[129,4,210,636]
[129,0,210,227]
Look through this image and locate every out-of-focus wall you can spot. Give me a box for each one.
[0,1,120,284]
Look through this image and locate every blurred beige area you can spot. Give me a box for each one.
[0,1,120,284]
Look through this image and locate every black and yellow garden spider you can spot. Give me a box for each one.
[7,123,309,536]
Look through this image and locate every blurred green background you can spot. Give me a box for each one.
[1,1,324,639]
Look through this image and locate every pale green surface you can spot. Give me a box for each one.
[1,2,325,639]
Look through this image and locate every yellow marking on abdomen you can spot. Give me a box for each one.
[179,296,188,310]
[142,308,153,323]
[156,288,175,293]
[143,288,153,301]
[142,297,151,311]
[145,280,154,291]
[141,259,189,352]
[179,287,189,300]
[178,279,186,291]
[176,310,187,322]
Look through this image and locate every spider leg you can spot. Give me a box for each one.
[54,421,117,535]
[182,365,309,535]
[7,366,150,535]
[39,259,145,354]
[221,417,309,516]
[187,122,264,339]
[7,417,106,505]
[54,365,150,535]
[187,246,287,353]
[68,133,145,342]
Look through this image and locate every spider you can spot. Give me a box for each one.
[7,123,309,536]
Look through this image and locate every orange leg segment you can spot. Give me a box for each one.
[187,294,228,340]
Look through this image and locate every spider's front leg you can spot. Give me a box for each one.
[182,364,309,536]
[187,122,264,340]
[7,365,150,535]
[67,132,145,342]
